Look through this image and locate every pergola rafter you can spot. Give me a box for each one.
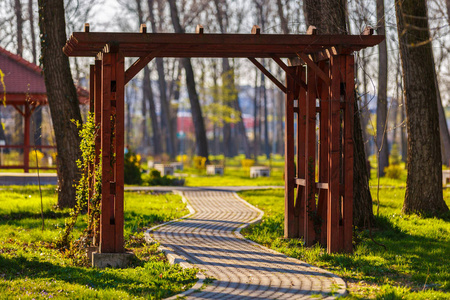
[64,24,383,254]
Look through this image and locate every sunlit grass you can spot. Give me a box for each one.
[0,186,197,299]
[185,166,284,186]
[238,187,450,299]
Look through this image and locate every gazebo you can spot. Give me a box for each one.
[64,24,383,260]
[0,46,88,172]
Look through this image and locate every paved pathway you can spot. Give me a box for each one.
[150,190,346,299]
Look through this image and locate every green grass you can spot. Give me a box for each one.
[0,186,197,299]
[238,187,450,299]
[184,167,284,187]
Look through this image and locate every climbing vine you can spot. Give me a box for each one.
[56,113,101,263]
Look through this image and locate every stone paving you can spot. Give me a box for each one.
[150,190,346,299]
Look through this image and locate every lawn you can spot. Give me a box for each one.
[184,167,284,187]
[238,187,450,299]
[0,186,197,299]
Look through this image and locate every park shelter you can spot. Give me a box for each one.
[0,46,88,172]
[63,24,383,254]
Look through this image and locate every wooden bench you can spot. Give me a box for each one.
[250,166,270,178]
[170,162,184,171]
[206,165,224,175]
[443,170,450,186]
[154,164,174,176]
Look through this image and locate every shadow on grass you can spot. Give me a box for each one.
[0,254,188,298]
[0,210,70,222]
[322,215,450,291]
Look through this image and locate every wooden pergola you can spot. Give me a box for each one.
[64,24,383,254]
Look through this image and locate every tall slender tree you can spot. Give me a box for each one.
[213,0,250,158]
[395,0,449,215]
[135,0,161,156]
[167,0,209,159]
[38,0,82,208]
[304,0,374,228]
[147,0,176,158]
[376,0,389,176]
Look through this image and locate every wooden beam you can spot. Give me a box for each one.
[295,178,306,186]
[124,48,165,84]
[140,24,147,33]
[63,32,384,58]
[296,52,331,85]
[248,57,286,93]
[284,66,296,239]
[306,25,317,35]
[362,26,374,35]
[328,55,341,254]
[296,66,307,238]
[304,64,317,246]
[343,55,355,253]
[271,54,308,90]
[100,52,114,253]
[114,51,125,253]
[196,24,204,34]
[251,25,261,34]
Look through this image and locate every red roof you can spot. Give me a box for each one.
[0,46,88,105]
[0,46,46,94]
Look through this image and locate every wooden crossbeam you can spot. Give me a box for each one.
[296,52,330,85]
[124,47,167,84]
[248,57,286,93]
[270,54,308,90]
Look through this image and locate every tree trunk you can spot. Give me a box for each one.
[395,0,449,215]
[15,0,23,57]
[253,68,259,160]
[148,0,176,158]
[361,49,371,159]
[305,0,374,228]
[38,0,82,208]
[168,0,209,159]
[28,0,37,64]
[29,0,42,147]
[376,0,389,176]
[143,66,162,156]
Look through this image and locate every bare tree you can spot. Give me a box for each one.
[38,0,82,208]
[376,0,389,176]
[213,0,250,158]
[134,0,162,156]
[167,0,209,159]
[148,0,176,158]
[14,0,23,56]
[395,0,449,215]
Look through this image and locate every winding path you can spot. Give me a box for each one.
[150,190,346,299]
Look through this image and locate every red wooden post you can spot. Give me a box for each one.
[328,55,341,253]
[114,51,125,253]
[317,62,330,246]
[93,59,102,245]
[94,59,102,166]
[24,104,30,173]
[296,66,306,238]
[343,55,354,253]
[100,52,115,253]
[284,67,296,238]
[304,65,317,246]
